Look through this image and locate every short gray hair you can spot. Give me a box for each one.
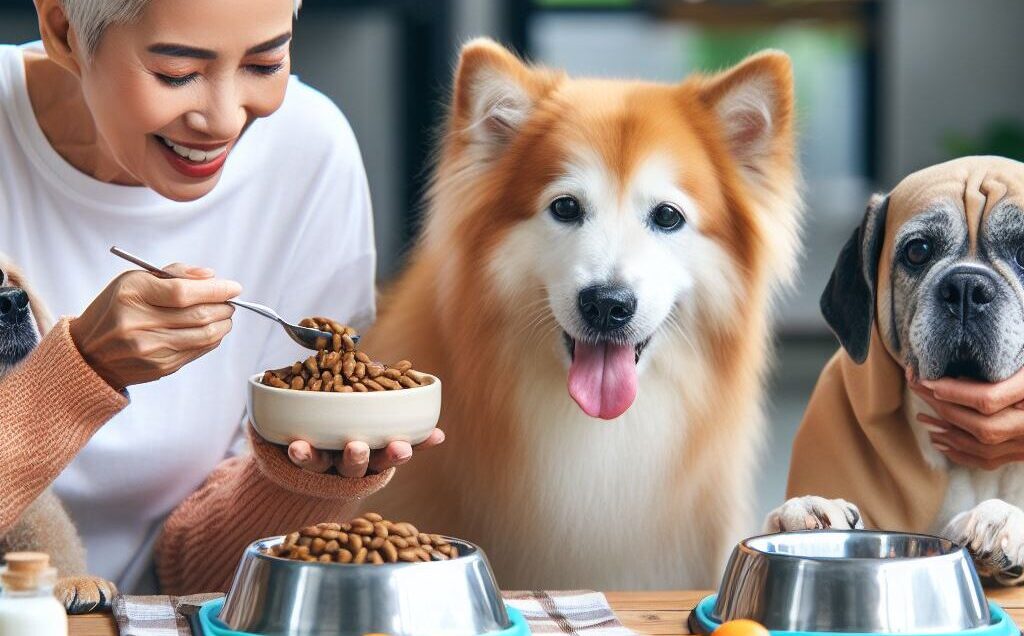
[60,0,303,55]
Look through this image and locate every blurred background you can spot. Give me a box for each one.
[3,0,1023,523]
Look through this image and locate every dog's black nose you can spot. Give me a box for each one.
[578,284,636,332]
[0,287,29,324]
[938,269,996,322]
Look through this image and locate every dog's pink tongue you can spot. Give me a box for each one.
[568,340,638,420]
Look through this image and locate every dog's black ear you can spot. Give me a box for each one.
[820,193,889,363]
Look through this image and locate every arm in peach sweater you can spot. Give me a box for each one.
[155,425,395,594]
[0,318,127,532]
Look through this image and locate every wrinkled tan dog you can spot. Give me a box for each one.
[363,39,803,589]
[773,157,1024,585]
[0,254,117,612]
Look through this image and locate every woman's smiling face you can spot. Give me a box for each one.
[73,0,294,201]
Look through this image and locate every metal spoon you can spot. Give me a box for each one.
[110,246,346,351]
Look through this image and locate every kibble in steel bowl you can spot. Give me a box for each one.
[264,514,459,565]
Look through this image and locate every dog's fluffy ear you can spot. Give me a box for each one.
[452,38,541,157]
[697,51,801,288]
[820,193,890,363]
[698,50,795,184]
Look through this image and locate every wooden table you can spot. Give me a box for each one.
[68,588,1024,635]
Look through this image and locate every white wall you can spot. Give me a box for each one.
[454,0,502,42]
[0,11,39,43]
[290,11,403,278]
[880,0,1024,185]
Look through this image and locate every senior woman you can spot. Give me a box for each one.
[0,0,442,595]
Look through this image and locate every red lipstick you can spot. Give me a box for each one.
[155,135,230,179]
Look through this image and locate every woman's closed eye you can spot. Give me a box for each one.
[246,62,285,76]
[156,72,198,87]
[155,63,284,87]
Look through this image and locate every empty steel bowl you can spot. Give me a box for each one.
[709,530,991,633]
[208,535,523,636]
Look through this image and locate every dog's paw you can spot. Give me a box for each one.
[55,576,118,614]
[943,499,1024,585]
[764,496,864,533]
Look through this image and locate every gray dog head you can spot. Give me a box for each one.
[821,156,1024,382]
[0,263,40,378]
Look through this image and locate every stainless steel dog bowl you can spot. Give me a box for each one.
[710,531,991,633]
[210,536,519,636]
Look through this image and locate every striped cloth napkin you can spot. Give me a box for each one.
[112,590,635,635]
[502,590,636,635]
[112,593,222,636]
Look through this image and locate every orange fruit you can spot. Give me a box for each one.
[712,619,770,636]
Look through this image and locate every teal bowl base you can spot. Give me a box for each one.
[690,594,1020,636]
[198,596,531,636]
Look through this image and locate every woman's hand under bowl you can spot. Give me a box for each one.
[286,430,445,477]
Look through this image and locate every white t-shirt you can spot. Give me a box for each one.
[0,43,377,591]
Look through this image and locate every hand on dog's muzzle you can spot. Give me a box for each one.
[910,370,1024,470]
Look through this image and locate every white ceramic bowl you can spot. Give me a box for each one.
[247,372,441,450]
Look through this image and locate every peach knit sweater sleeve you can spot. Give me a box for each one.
[155,426,395,594]
[0,318,128,532]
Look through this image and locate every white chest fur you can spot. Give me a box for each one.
[370,329,765,590]
[480,343,759,590]
[905,388,1024,531]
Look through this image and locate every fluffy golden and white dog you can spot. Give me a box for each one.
[0,254,117,612]
[363,40,802,589]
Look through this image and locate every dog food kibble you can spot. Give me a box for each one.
[263,514,459,565]
[260,318,427,393]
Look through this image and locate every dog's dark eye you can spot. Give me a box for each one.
[550,196,583,223]
[651,203,685,231]
[904,239,933,266]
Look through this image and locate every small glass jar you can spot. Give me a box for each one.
[0,552,67,636]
